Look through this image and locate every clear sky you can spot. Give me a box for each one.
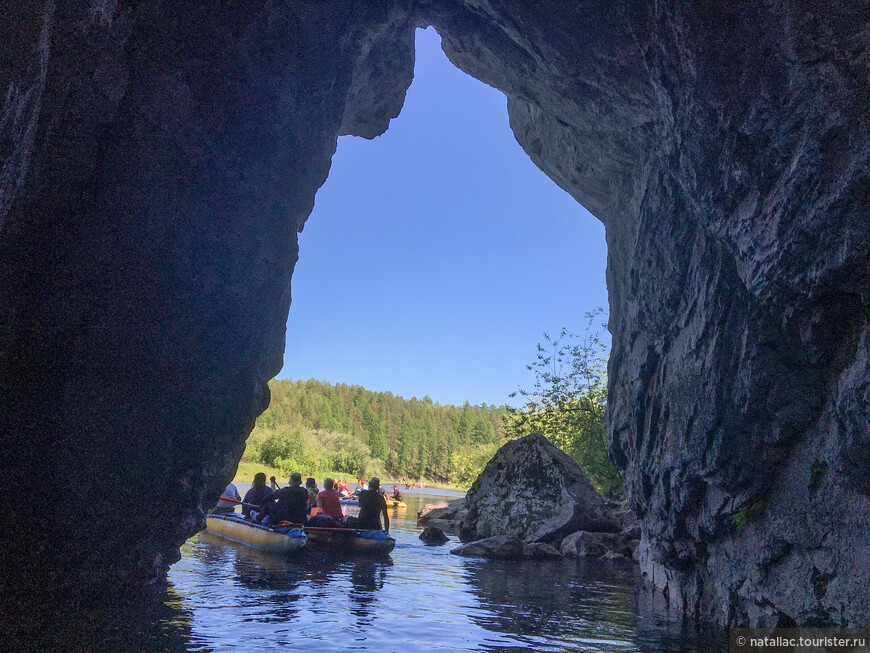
[280,28,608,408]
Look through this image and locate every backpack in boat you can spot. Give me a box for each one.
[307,515,348,529]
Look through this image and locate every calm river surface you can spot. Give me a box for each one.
[150,486,726,652]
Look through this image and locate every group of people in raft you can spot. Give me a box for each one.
[214,472,403,534]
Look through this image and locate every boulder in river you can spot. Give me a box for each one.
[417,498,467,534]
[451,536,526,560]
[522,542,562,559]
[419,526,449,545]
[417,501,450,522]
[560,531,633,559]
[459,434,621,543]
[451,536,564,560]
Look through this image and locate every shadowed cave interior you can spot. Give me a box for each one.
[0,0,868,632]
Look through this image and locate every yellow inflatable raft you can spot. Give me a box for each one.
[305,526,395,555]
[205,513,307,554]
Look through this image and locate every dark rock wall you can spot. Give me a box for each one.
[1,0,867,628]
[0,0,415,597]
[421,1,868,626]
[420,1,870,626]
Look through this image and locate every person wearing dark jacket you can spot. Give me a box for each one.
[346,477,389,533]
[256,472,308,526]
[242,473,273,518]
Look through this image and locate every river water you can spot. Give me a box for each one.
[150,486,725,652]
[5,487,728,651]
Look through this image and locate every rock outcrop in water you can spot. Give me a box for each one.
[1,0,867,629]
[417,498,467,534]
[446,434,635,561]
[451,535,561,560]
[458,434,621,544]
[419,526,449,545]
[560,531,633,560]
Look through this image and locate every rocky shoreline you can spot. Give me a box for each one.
[418,434,641,562]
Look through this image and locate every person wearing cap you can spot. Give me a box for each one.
[255,472,308,526]
[346,477,389,533]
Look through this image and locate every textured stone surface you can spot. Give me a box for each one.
[521,542,561,559]
[452,535,562,559]
[459,434,621,543]
[419,525,449,545]
[424,1,870,627]
[417,498,467,533]
[417,501,450,522]
[451,535,525,560]
[1,0,868,630]
[0,0,417,604]
[560,531,632,559]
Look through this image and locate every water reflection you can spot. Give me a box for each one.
[4,489,728,651]
[461,557,639,651]
[460,555,726,652]
[175,531,402,649]
[350,559,387,601]
[2,583,200,653]
[194,532,309,627]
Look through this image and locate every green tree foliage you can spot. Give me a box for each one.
[504,309,621,494]
[242,378,508,485]
[448,444,499,488]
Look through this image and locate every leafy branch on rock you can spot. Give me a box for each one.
[503,308,621,495]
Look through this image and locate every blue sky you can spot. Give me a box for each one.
[280,28,608,408]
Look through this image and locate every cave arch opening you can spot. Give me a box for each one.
[5,3,864,631]
[282,27,609,409]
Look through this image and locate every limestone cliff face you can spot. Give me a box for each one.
[1,0,867,629]
[0,0,416,599]
[426,1,870,627]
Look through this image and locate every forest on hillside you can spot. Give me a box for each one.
[242,378,509,485]
[243,312,619,493]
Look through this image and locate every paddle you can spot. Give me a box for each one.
[218,495,261,510]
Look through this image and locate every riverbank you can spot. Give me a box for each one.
[232,461,467,494]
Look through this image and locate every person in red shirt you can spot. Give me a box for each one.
[315,477,344,520]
